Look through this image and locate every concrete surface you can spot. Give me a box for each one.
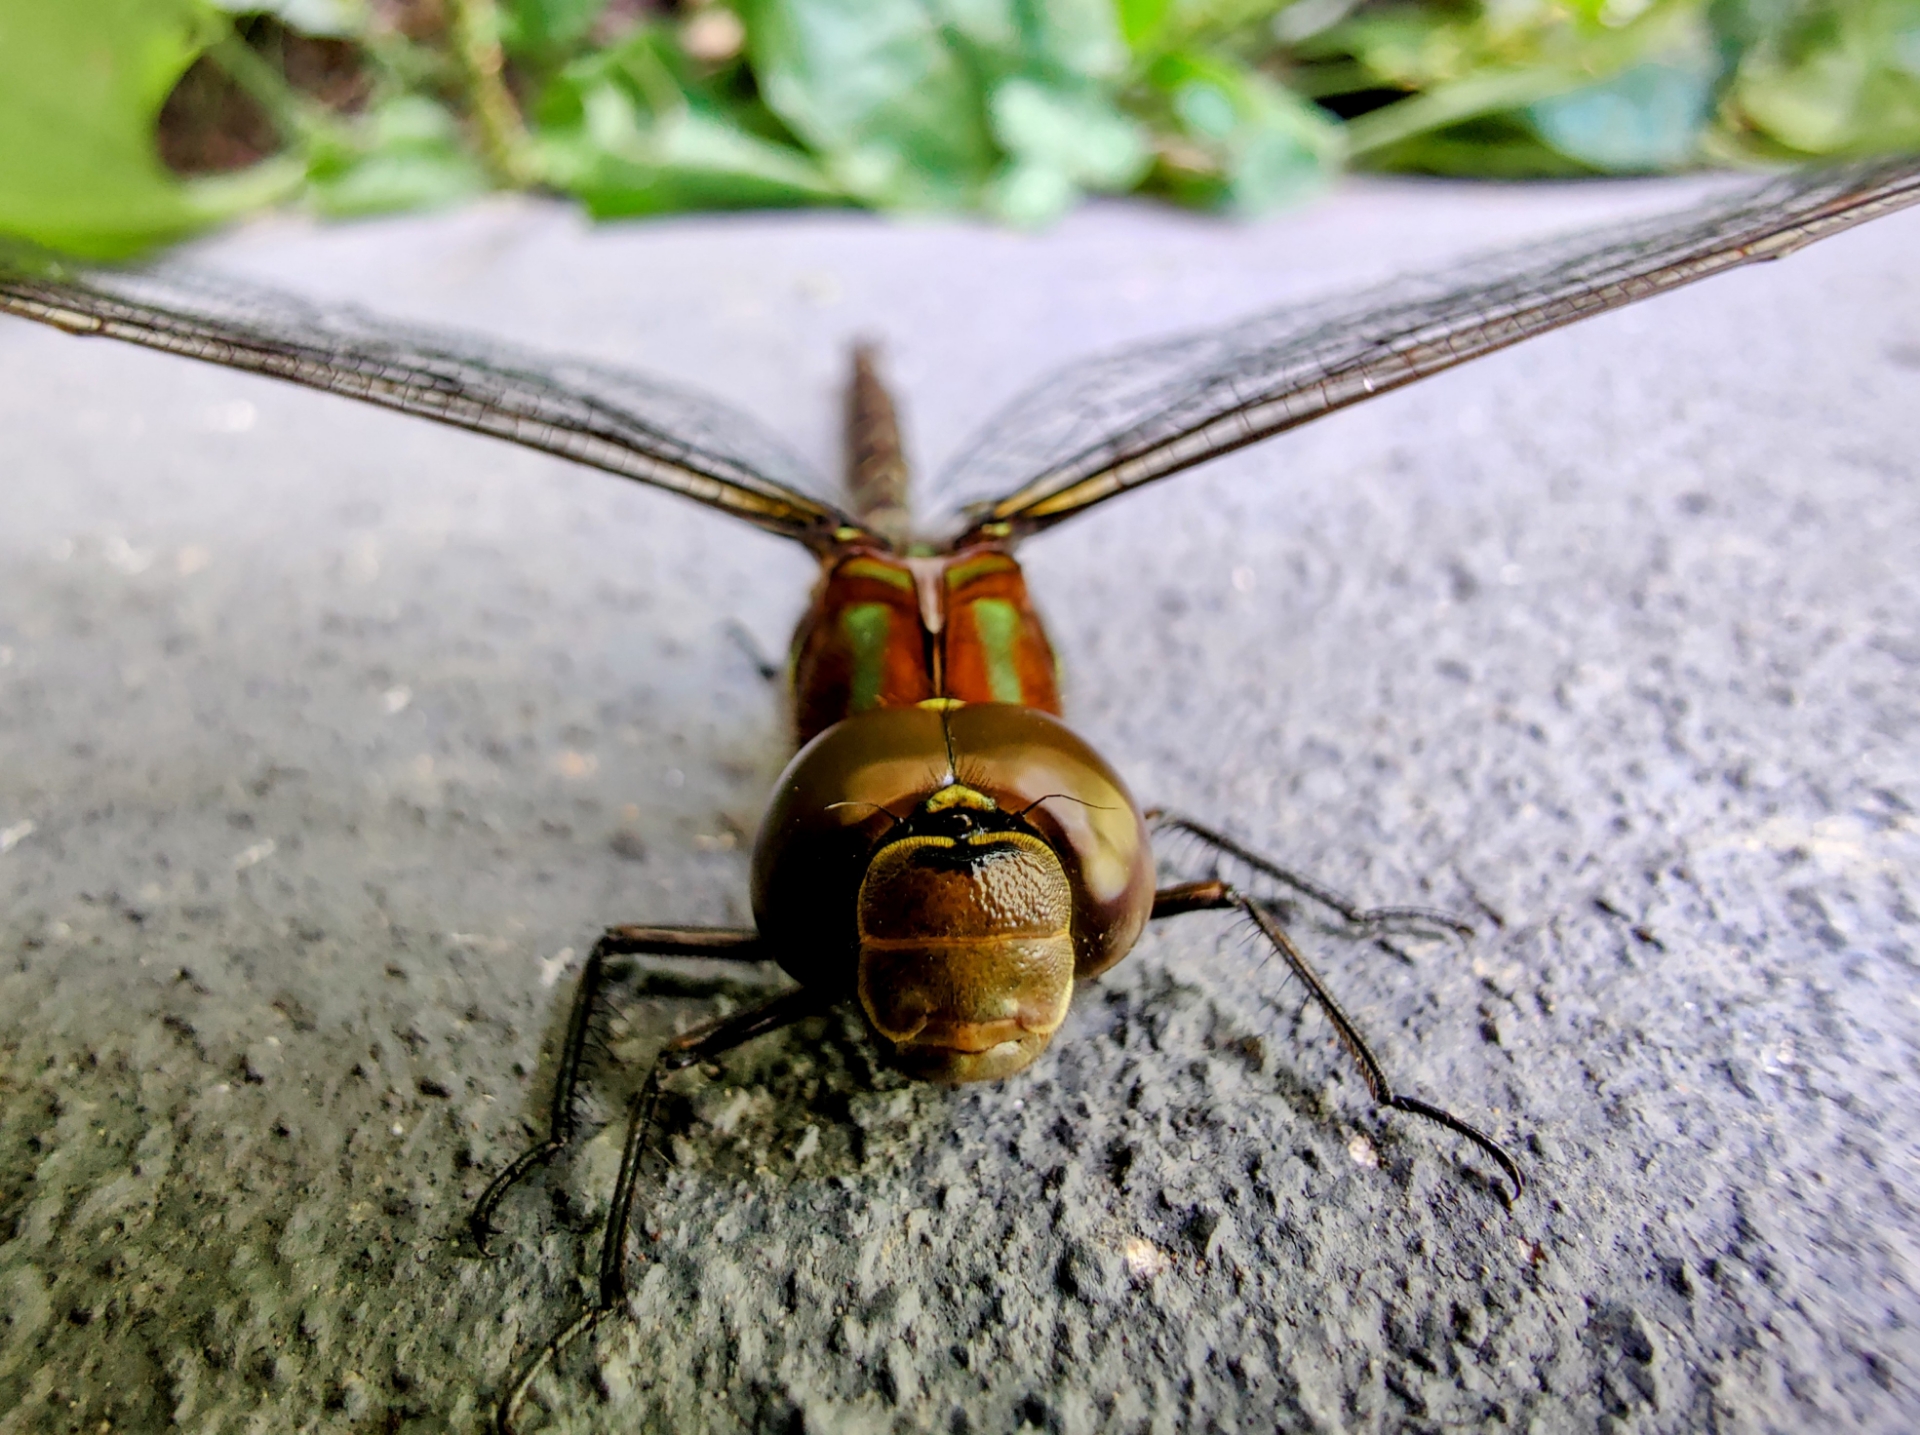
[1,179,1917,1434]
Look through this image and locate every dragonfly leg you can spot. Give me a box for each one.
[1149,879,1523,1205]
[470,925,767,1254]
[1147,810,1473,938]
[493,983,828,1435]
[724,619,783,684]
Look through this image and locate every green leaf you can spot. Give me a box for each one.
[985,161,1080,225]
[541,75,842,217]
[1017,0,1131,80]
[1172,77,1238,140]
[1146,52,1341,215]
[306,96,490,216]
[1714,0,1920,155]
[985,79,1148,225]
[990,77,1149,182]
[1116,0,1173,49]
[0,0,247,257]
[1900,22,1920,78]
[1528,60,1713,170]
[1306,6,1460,91]
[209,0,366,39]
[741,0,1000,208]
[1226,80,1341,214]
[536,22,706,122]
[502,0,608,60]
[531,23,838,215]
[1358,112,1606,179]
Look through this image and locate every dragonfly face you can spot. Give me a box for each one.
[750,702,1155,1081]
[855,785,1077,1082]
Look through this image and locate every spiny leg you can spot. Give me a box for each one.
[1150,879,1524,1205]
[494,983,828,1435]
[470,925,769,1253]
[1148,810,1473,938]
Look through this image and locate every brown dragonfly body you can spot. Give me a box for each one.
[792,343,1062,742]
[768,349,1154,1086]
[4,158,1917,1432]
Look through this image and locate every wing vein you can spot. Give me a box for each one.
[938,158,1920,541]
[0,258,857,547]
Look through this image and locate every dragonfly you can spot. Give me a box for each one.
[4,156,1917,1432]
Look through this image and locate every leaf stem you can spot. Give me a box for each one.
[205,26,339,151]
[446,0,536,187]
[1343,67,1591,156]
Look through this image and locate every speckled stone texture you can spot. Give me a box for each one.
[1,180,1916,1435]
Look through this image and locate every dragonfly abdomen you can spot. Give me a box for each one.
[846,343,911,547]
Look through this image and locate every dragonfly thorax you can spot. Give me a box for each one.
[788,545,1063,746]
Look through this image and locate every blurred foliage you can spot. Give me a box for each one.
[1,0,1915,255]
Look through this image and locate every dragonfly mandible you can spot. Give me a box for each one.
[4,156,1917,1431]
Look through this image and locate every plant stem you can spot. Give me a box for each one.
[446,0,536,187]
[1343,67,1589,156]
[207,26,335,150]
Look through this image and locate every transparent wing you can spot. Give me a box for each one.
[0,244,859,549]
[934,157,1920,544]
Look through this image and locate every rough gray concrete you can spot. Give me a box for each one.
[2,180,1917,1435]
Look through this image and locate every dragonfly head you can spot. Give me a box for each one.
[853,781,1075,1082]
[751,703,1155,1084]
